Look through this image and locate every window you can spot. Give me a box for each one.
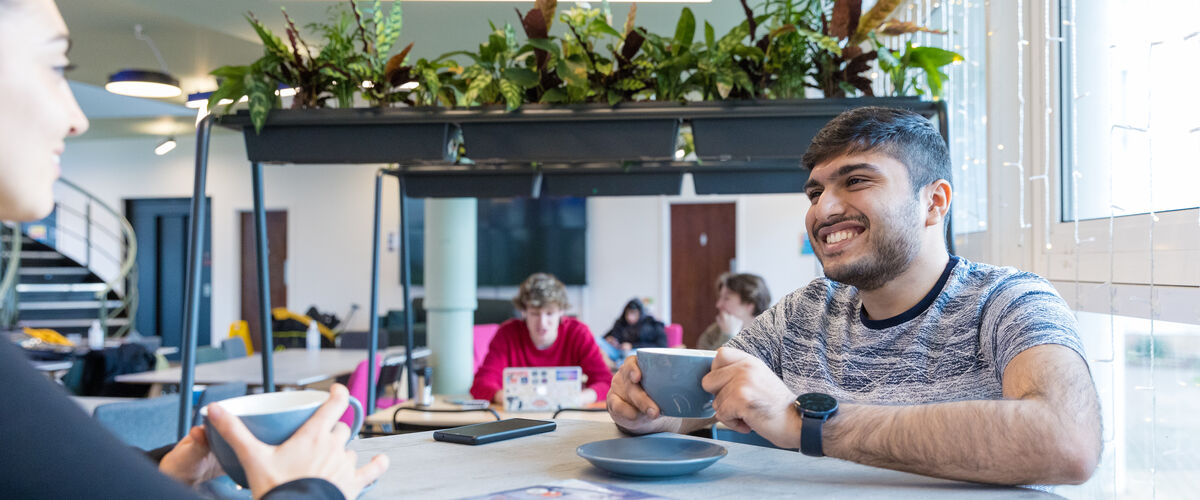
[1062,0,1200,221]
[881,0,990,236]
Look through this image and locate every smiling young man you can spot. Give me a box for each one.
[607,107,1102,486]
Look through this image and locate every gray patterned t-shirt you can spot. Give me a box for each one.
[726,256,1085,404]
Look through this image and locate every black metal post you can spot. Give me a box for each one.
[366,170,384,413]
[179,114,213,439]
[398,174,416,400]
[934,100,956,256]
[252,162,275,392]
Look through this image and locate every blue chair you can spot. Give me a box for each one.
[196,346,227,364]
[193,381,248,422]
[93,395,180,451]
[220,338,248,358]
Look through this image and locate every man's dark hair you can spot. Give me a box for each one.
[802,106,951,193]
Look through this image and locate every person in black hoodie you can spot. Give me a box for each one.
[601,299,667,365]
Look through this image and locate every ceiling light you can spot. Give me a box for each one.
[155,137,177,156]
[106,25,182,99]
[107,69,181,98]
[276,86,298,97]
[398,81,420,91]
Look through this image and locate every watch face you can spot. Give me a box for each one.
[796,393,837,414]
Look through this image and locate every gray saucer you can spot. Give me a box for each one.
[576,436,727,477]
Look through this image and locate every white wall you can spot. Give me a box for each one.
[584,191,821,332]
[61,133,822,344]
[61,132,407,344]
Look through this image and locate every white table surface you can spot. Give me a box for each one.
[348,419,1058,499]
[114,347,429,388]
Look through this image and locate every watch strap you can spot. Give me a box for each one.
[800,414,825,457]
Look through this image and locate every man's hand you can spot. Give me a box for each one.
[159,425,223,487]
[606,337,620,347]
[715,313,743,336]
[620,342,633,352]
[605,353,687,435]
[207,384,389,500]
[702,347,800,449]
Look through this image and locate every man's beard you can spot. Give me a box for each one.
[817,198,923,291]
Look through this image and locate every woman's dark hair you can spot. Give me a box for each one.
[716,273,771,316]
[802,106,951,194]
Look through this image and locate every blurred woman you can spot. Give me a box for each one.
[695,273,771,350]
[0,1,386,497]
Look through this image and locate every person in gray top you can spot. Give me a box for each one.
[607,107,1101,486]
[695,272,771,351]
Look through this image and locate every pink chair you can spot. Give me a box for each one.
[665,323,684,348]
[341,355,404,427]
[473,323,501,372]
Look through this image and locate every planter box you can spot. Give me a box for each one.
[227,109,455,164]
[541,166,684,196]
[459,103,680,164]
[689,97,940,161]
[690,161,809,195]
[403,168,537,198]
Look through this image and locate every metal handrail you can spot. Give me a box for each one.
[53,178,139,337]
[0,223,22,326]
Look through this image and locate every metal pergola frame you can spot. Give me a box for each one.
[176,98,948,438]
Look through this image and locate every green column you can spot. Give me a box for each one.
[424,198,478,394]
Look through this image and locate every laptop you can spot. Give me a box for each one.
[502,366,583,412]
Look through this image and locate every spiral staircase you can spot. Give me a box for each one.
[1,178,137,339]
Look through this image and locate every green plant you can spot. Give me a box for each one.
[208,0,408,132]
[450,22,536,110]
[872,33,962,99]
[806,0,961,98]
[689,0,838,100]
[637,7,699,102]
[551,6,654,105]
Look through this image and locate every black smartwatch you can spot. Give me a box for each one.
[794,392,838,457]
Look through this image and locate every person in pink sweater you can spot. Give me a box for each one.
[470,273,612,405]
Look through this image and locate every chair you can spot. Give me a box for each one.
[338,331,387,350]
[665,323,684,348]
[220,338,247,358]
[93,395,181,451]
[195,346,227,364]
[472,323,501,372]
[193,381,248,422]
[341,355,405,428]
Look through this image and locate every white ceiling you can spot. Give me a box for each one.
[59,0,746,139]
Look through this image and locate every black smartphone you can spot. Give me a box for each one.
[433,418,556,445]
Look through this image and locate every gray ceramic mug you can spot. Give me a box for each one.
[200,390,363,488]
[636,348,718,418]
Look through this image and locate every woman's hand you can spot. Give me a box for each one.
[206,384,390,500]
[159,425,224,487]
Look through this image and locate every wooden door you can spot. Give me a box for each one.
[670,203,735,348]
[240,211,288,352]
